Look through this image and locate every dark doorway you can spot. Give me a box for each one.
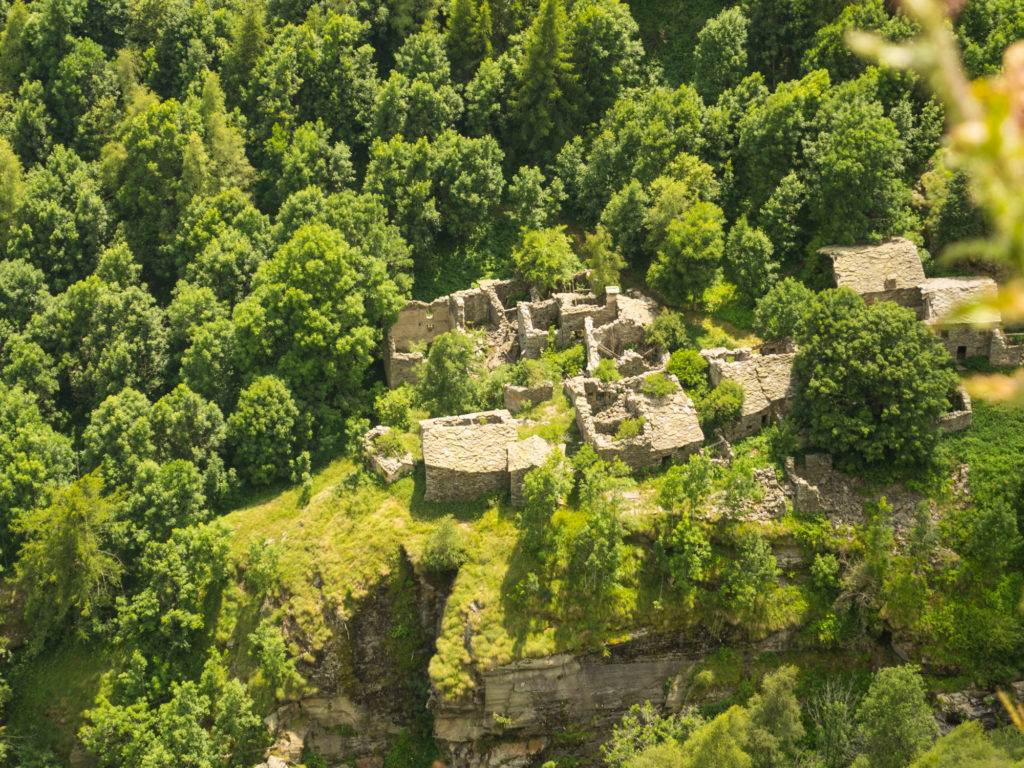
[957,346,967,361]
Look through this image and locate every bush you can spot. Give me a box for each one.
[641,373,676,398]
[373,430,405,457]
[615,416,645,441]
[646,310,691,352]
[811,552,840,590]
[697,380,745,431]
[421,516,467,572]
[512,226,581,292]
[594,358,622,382]
[542,339,585,379]
[666,349,710,395]
[374,385,414,430]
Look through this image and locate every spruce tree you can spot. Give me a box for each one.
[510,0,576,160]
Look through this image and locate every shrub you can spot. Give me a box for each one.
[421,516,467,572]
[512,226,581,292]
[666,349,710,395]
[594,358,622,382]
[543,339,585,379]
[646,310,691,352]
[641,373,676,398]
[811,552,841,590]
[373,430,405,457]
[696,380,745,431]
[615,416,645,441]
[375,385,414,430]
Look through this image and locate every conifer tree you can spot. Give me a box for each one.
[510,0,576,160]
[446,0,491,82]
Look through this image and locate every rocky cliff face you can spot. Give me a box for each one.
[431,627,800,768]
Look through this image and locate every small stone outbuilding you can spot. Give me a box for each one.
[362,425,414,483]
[920,276,1001,362]
[420,410,519,502]
[565,373,705,471]
[507,436,561,506]
[820,238,926,308]
[703,348,797,440]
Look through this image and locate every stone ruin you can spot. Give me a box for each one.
[420,410,521,502]
[362,425,414,484]
[701,346,797,440]
[384,278,665,389]
[820,238,1024,366]
[564,371,704,471]
[384,278,528,388]
[418,409,564,504]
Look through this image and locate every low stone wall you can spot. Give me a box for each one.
[503,381,554,414]
[362,426,414,483]
[861,286,925,317]
[936,385,972,434]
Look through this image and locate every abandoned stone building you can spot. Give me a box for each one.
[702,347,797,440]
[383,278,662,389]
[819,238,1024,366]
[564,372,704,471]
[508,436,562,506]
[383,279,528,388]
[420,410,520,502]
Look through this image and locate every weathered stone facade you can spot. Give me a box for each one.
[420,410,519,502]
[564,372,704,470]
[820,237,926,298]
[702,347,797,440]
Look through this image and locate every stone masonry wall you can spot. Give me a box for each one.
[424,467,510,503]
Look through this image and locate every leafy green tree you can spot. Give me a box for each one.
[645,310,691,352]
[568,453,625,598]
[0,258,48,340]
[746,666,805,768]
[801,0,917,81]
[655,512,711,596]
[421,516,468,572]
[82,387,155,488]
[802,78,913,245]
[724,216,778,304]
[517,452,572,555]
[753,277,814,340]
[11,79,53,165]
[0,1,29,93]
[792,289,957,471]
[507,165,565,232]
[180,317,238,411]
[853,665,937,768]
[261,119,354,209]
[757,172,808,266]
[807,678,860,768]
[567,0,642,126]
[0,382,74,561]
[675,706,752,768]
[227,375,303,486]
[14,474,123,650]
[508,0,577,160]
[723,529,779,611]
[7,145,110,291]
[694,8,749,102]
[124,459,210,544]
[574,85,705,223]
[416,331,484,417]
[600,180,650,267]
[625,739,687,768]
[49,36,119,154]
[114,523,229,680]
[583,225,626,296]
[30,276,168,414]
[603,702,705,768]
[646,201,725,308]
[233,223,404,412]
[0,138,24,251]
[221,0,268,106]
[907,721,1014,768]
[512,226,580,293]
[666,350,710,396]
[151,383,226,469]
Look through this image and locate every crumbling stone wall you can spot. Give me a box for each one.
[936,385,973,434]
[503,381,554,414]
[703,348,796,441]
[507,436,560,505]
[991,327,1024,367]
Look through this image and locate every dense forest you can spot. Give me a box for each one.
[1,0,1024,766]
